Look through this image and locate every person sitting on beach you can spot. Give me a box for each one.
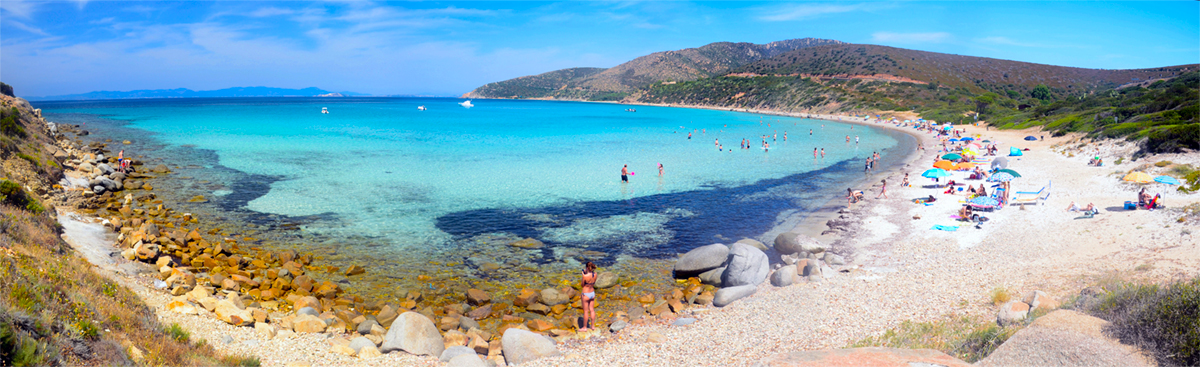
[977,185,987,197]
[959,205,973,220]
[966,184,976,196]
[901,174,910,187]
[1138,188,1150,207]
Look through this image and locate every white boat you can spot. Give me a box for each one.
[417,105,427,111]
[459,100,474,108]
[321,107,329,114]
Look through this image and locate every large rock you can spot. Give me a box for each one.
[214,299,253,326]
[594,271,619,289]
[1023,291,1059,312]
[356,319,380,335]
[734,238,769,252]
[501,328,561,365]
[721,243,769,287]
[976,310,1155,367]
[759,347,972,366]
[713,285,757,307]
[466,289,490,305]
[673,243,729,277]
[292,315,327,333]
[774,232,825,255]
[770,265,797,287]
[997,301,1030,326]
[380,312,445,357]
[540,288,569,306]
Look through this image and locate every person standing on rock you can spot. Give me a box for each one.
[580,262,598,332]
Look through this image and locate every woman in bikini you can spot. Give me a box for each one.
[580,262,597,331]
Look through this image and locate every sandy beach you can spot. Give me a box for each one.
[54,108,1198,367]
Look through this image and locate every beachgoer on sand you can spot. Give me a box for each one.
[876,179,888,199]
[580,262,597,331]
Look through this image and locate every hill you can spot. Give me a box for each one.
[737,43,1197,99]
[27,86,368,101]
[464,38,844,100]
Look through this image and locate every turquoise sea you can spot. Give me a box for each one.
[37,97,910,271]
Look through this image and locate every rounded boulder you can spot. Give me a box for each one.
[721,242,769,287]
[673,243,729,278]
[380,312,445,357]
[501,328,562,365]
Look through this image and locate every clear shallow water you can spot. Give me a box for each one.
[38,97,908,261]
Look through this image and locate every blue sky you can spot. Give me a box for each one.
[2,1,1197,97]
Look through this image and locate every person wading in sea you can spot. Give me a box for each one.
[621,165,629,183]
[580,262,598,331]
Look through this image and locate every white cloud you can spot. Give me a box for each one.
[761,3,871,21]
[872,32,952,44]
[249,7,295,18]
[6,19,48,35]
[0,0,37,18]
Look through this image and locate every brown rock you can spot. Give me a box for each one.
[527,319,554,332]
[344,265,365,276]
[376,305,399,328]
[527,303,551,315]
[439,316,461,331]
[358,345,382,359]
[443,329,468,348]
[466,289,491,305]
[509,238,545,249]
[466,304,492,320]
[251,308,269,323]
[694,291,714,306]
[294,296,320,311]
[550,304,568,315]
[637,293,655,304]
[468,332,489,354]
[513,289,540,308]
[648,301,670,316]
[331,344,356,356]
[668,298,686,313]
[293,315,327,333]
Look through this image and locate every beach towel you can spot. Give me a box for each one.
[932,225,958,232]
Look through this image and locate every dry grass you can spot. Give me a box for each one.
[990,286,1013,305]
[0,205,230,366]
[851,314,1021,362]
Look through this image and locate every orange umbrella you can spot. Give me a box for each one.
[1123,171,1153,183]
[933,160,957,170]
[956,162,975,170]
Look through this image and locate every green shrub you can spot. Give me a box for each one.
[0,180,41,214]
[15,153,38,167]
[165,323,189,343]
[1085,277,1200,366]
[222,355,262,367]
[851,315,1019,362]
[1,321,48,367]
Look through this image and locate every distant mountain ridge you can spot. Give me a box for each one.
[466,37,845,100]
[27,86,368,101]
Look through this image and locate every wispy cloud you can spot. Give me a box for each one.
[7,19,48,35]
[872,32,952,44]
[760,3,876,21]
[0,0,37,18]
[249,7,295,18]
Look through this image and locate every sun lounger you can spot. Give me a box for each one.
[1013,181,1051,207]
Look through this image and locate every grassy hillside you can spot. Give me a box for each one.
[0,84,242,366]
[738,44,1198,99]
[466,38,843,100]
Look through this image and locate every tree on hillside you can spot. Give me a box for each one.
[974,92,999,115]
[1030,84,1052,101]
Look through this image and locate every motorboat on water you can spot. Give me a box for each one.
[321,107,329,114]
[418,105,427,111]
[459,100,474,108]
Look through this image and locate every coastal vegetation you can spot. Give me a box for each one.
[0,91,239,365]
[850,314,1021,362]
[1083,276,1200,366]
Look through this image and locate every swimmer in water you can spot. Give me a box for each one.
[813,148,818,158]
[820,148,825,158]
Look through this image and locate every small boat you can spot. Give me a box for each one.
[460,100,474,108]
[626,108,636,112]
[417,105,427,111]
[321,107,329,114]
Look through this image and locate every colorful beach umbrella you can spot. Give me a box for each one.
[1155,176,1181,185]
[969,196,999,206]
[961,137,975,141]
[962,148,979,156]
[996,169,1022,177]
[933,160,957,170]
[1123,172,1153,183]
[922,168,951,179]
[956,162,976,170]
[942,153,963,160]
[988,172,1017,182]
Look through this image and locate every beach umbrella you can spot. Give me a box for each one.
[922,168,951,179]
[961,137,975,141]
[969,196,999,206]
[1121,171,1152,183]
[956,162,976,170]
[1024,136,1038,141]
[944,125,953,130]
[933,160,957,170]
[988,172,1017,182]
[1155,176,1181,185]
[1009,147,1024,156]
[962,148,980,156]
[991,157,1008,169]
[941,153,963,160]
[949,138,960,142]
[982,140,992,143]
[967,142,983,149]
[996,169,1021,177]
